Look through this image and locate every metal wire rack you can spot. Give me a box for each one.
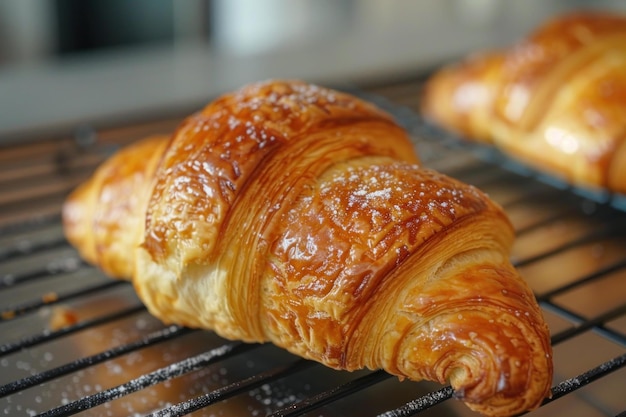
[1,77,625,417]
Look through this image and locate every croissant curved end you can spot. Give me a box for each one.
[443,311,552,416]
[396,262,553,417]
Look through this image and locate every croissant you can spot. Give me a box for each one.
[63,80,552,416]
[421,11,626,194]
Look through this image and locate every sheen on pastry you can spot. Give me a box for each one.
[63,80,553,417]
[422,11,626,194]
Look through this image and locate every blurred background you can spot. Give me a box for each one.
[1,0,626,141]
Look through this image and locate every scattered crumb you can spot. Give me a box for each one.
[42,292,59,303]
[49,305,80,331]
[1,310,15,320]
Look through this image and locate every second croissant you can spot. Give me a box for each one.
[422,11,626,194]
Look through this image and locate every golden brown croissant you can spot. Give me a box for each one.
[421,11,626,194]
[63,80,552,416]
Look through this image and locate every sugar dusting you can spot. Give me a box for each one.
[319,161,488,248]
[247,382,306,414]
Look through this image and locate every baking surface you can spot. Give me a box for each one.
[0,78,625,416]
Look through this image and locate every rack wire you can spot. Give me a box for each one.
[0,77,625,416]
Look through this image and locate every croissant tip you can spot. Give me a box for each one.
[62,187,85,241]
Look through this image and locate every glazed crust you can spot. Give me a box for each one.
[421,11,626,193]
[63,80,552,417]
[63,135,169,278]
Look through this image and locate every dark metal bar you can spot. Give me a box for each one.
[0,325,194,397]
[35,342,256,417]
[542,353,626,407]
[376,353,626,417]
[375,386,454,417]
[0,259,88,289]
[0,279,129,322]
[537,259,626,301]
[0,183,78,211]
[269,370,392,417]
[513,206,579,237]
[513,229,621,268]
[148,359,316,417]
[0,237,68,263]
[0,214,61,236]
[542,300,626,347]
[0,304,146,356]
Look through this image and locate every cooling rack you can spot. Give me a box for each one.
[0,76,625,416]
